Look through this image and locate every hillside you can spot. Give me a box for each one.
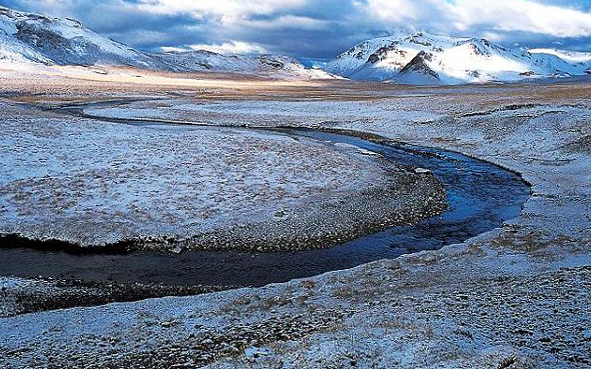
[156,50,333,79]
[324,31,591,84]
[0,6,164,69]
[0,6,332,79]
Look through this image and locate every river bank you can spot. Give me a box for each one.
[0,74,590,368]
[0,100,446,253]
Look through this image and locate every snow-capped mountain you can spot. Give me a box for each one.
[156,50,333,79]
[0,6,165,69]
[0,6,332,79]
[324,31,591,84]
[528,48,591,64]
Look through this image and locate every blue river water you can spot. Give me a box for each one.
[0,127,530,287]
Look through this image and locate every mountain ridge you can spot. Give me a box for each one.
[0,6,333,80]
[2,6,591,84]
[323,31,591,84]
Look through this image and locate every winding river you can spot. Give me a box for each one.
[0,123,530,287]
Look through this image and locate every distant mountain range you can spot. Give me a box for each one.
[0,6,332,79]
[155,50,331,79]
[2,6,590,84]
[324,31,591,84]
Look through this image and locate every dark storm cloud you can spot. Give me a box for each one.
[2,0,591,59]
[0,0,210,51]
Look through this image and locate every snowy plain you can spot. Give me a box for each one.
[1,99,440,251]
[0,70,590,367]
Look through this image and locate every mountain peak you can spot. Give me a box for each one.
[0,6,335,80]
[396,51,440,85]
[323,30,591,84]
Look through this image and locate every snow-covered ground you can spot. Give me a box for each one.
[0,102,444,248]
[0,98,444,251]
[1,74,591,367]
[82,98,442,128]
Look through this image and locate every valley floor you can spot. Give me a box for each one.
[0,70,590,368]
[0,96,444,252]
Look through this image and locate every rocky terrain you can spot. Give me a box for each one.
[0,276,231,318]
[0,70,590,367]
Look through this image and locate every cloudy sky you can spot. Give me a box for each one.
[2,0,591,61]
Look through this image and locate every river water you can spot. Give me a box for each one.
[0,126,530,287]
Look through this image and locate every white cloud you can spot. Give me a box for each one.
[361,0,443,23]
[135,0,309,21]
[241,15,329,30]
[454,0,591,37]
[479,31,504,42]
[188,41,267,55]
[160,46,187,52]
[359,0,591,38]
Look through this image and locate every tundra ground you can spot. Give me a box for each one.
[0,70,590,368]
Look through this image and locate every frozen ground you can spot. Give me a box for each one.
[0,276,229,318]
[1,74,591,367]
[0,100,445,251]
